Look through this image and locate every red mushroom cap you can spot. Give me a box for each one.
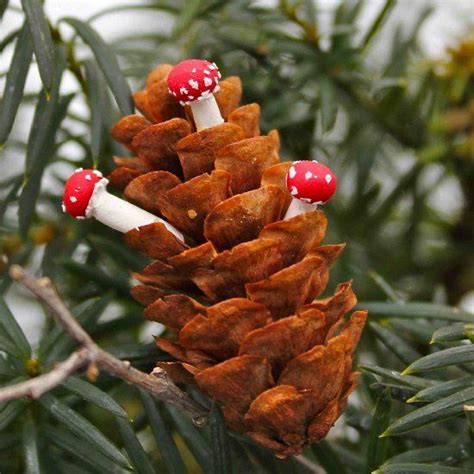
[167,59,221,105]
[286,161,337,204]
[62,169,106,218]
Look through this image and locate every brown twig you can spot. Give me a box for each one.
[0,348,89,402]
[3,265,209,425]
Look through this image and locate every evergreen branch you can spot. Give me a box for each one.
[0,348,89,402]
[3,265,209,425]
[278,6,423,149]
[279,0,319,46]
[361,0,397,49]
[329,75,423,149]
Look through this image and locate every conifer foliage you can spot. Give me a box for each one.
[0,1,473,472]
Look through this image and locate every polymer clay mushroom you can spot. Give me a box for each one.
[284,161,336,219]
[167,59,223,131]
[62,169,184,242]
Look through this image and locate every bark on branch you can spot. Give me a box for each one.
[0,348,89,401]
[1,265,208,425]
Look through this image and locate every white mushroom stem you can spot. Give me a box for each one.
[190,96,224,131]
[284,198,317,219]
[89,186,184,242]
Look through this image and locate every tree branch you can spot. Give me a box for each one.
[4,265,209,425]
[9,266,94,348]
[0,348,89,402]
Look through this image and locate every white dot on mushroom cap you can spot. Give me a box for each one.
[179,87,189,95]
[305,171,312,180]
[289,166,296,179]
[213,85,221,93]
[74,167,83,173]
[61,203,66,212]
[290,186,299,196]
[325,174,332,183]
[197,90,211,101]
[208,64,216,70]
[217,71,222,79]
[188,79,199,90]
[203,69,210,75]
[214,77,219,84]
[85,174,92,181]
[300,197,313,203]
[192,68,196,73]
[179,101,186,106]
[203,77,213,87]
[70,196,78,203]
[92,170,102,177]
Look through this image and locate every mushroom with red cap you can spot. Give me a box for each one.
[284,160,337,219]
[62,168,184,241]
[167,59,223,131]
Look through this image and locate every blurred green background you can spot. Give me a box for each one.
[0,1,473,473]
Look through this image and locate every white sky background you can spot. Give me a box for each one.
[1,0,473,345]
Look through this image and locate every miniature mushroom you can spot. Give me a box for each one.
[167,59,223,131]
[284,160,337,219]
[62,168,184,241]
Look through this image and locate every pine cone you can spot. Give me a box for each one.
[110,63,367,458]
